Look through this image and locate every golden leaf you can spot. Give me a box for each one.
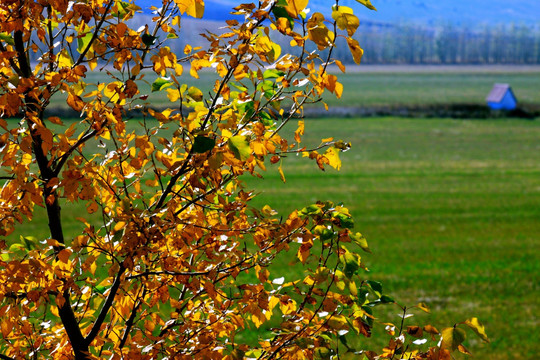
[324,147,341,171]
[441,327,467,351]
[347,37,364,64]
[57,48,73,68]
[464,317,490,343]
[284,0,309,17]
[355,0,377,11]
[174,0,205,18]
[307,13,335,50]
[332,6,360,36]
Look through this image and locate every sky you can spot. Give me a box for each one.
[136,0,540,27]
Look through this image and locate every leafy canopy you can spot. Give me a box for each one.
[0,0,488,359]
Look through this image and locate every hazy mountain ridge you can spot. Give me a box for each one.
[135,0,540,27]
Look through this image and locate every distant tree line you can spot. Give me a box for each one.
[123,17,540,65]
[27,17,539,66]
[340,21,540,64]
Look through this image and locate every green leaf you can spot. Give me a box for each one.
[357,287,370,303]
[256,80,276,99]
[95,285,108,294]
[112,1,140,18]
[366,280,382,297]
[0,33,15,46]
[77,31,93,54]
[228,135,251,161]
[230,82,248,92]
[342,251,360,278]
[151,77,173,92]
[192,136,215,154]
[8,243,24,253]
[441,327,467,351]
[362,306,374,326]
[272,6,294,28]
[263,69,285,79]
[299,204,322,217]
[379,295,395,304]
[141,33,157,46]
[313,226,334,241]
[314,347,332,360]
[333,211,353,229]
[20,236,38,250]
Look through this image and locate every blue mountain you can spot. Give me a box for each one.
[135,0,540,27]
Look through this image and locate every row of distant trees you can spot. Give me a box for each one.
[337,22,540,65]
[177,20,540,65]
[30,17,539,66]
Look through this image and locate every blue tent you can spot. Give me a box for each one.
[486,84,517,110]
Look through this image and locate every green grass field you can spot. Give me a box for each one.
[46,66,540,112]
[242,117,540,359]
[325,67,540,107]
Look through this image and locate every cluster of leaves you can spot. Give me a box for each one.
[0,0,488,359]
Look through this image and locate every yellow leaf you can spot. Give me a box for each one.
[278,163,286,182]
[279,297,297,315]
[464,317,490,343]
[255,35,281,63]
[174,0,204,18]
[90,260,97,276]
[307,13,334,50]
[325,74,343,98]
[324,147,341,170]
[251,311,265,328]
[458,344,472,355]
[58,49,73,68]
[355,0,377,11]
[417,302,430,313]
[347,37,364,64]
[335,59,346,73]
[327,315,348,330]
[294,120,304,143]
[167,88,180,102]
[441,327,467,352]
[332,7,360,36]
[284,0,308,17]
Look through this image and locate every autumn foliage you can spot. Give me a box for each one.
[0,0,488,359]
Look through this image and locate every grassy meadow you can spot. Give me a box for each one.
[46,65,540,112]
[243,117,540,359]
[324,65,540,107]
[4,67,540,358]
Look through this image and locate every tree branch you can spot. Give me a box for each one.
[74,0,115,66]
[83,265,126,347]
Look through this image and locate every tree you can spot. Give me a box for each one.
[0,0,488,358]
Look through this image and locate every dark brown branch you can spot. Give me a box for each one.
[13,30,31,78]
[119,286,147,349]
[83,264,126,347]
[53,129,98,176]
[0,41,23,76]
[75,0,115,66]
